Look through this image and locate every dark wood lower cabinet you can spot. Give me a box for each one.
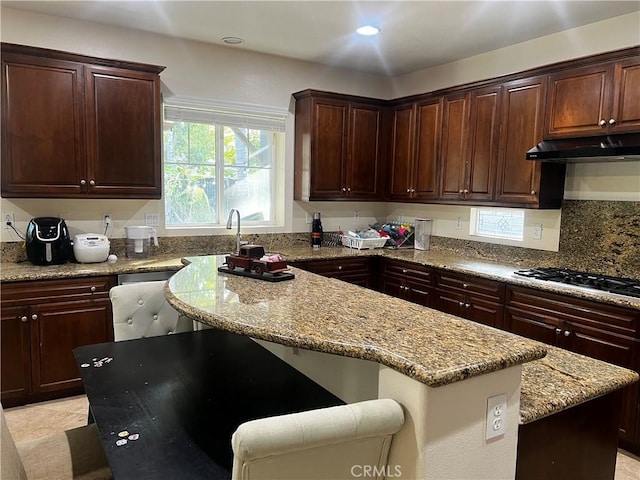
[379,258,434,307]
[516,390,622,480]
[505,285,640,453]
[290,257,378,289]
[0,276,116,407]
[434,270,504,328]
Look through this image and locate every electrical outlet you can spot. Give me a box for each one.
[354,210,360,221]
[103,214,111,227]
[456,216,462,230]
[532,223,543,240]
[145,213,160,227]
[4,212,15,229]
[486,394,507,440]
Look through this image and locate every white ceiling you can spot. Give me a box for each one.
[4,1,640,76]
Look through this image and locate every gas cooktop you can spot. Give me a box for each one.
[514,267,640,299]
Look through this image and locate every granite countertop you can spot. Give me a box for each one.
[165,255,638,424]
[166,255,548,388]
[1,245,639,311]
[519,346,638,424]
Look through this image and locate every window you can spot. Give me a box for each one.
[163,98,286,227]
[470,208,524,241]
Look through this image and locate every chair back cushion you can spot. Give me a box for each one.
[231,398,404,480]
[110,281,194,341]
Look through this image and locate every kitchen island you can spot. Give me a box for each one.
[166,254,638,480]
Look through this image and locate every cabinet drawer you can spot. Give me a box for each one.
[382,259,433,285]
[436,271,504,302]
[1,276,116,305]
[292,257,372,275]
[506,286,640,338]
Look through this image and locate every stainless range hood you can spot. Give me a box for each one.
[526,133,640,162]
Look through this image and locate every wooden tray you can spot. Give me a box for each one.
[217,266,295,282]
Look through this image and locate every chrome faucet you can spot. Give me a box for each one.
[226,209,242,253]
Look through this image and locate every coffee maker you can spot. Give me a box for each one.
[25,217,72,265]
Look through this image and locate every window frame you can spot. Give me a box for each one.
[163,97,287,230]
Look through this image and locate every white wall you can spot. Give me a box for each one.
[1,7,638,248]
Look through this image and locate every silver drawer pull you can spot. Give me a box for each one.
[31,314,38,321]
[90,286,97,292]
[20,315,28,323]
[564,330,571,337]
[555,328,562,335]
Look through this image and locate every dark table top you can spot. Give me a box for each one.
[74,329,344,480]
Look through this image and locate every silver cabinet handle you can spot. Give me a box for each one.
[555,328,562,335]
[463,189,469,194]
[406,188,411,193]
[347,187,351,192]
[599,119,607,127]
[609,118,616,126]
[411,188,416,193]
[458,301,464,307]
[90,286,97,292]
[564,330,571,337]
[89,180,96,186]
[337,265,342,271]
[402,269,407,274]
[342,187,347,192]
[465,303,471,309]
[31,314,38,321]
[20,315,28,323]
[462,283,468,289]
[459,189,464,194]
[531,190,536,195]
[80,179,87,185]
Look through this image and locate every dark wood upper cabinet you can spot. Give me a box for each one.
[496,76,565,208]
[293,90,383,201]
[1,43,164,199]
[545,56,640,138]
[439,85,501,202]
[387,98,441,201]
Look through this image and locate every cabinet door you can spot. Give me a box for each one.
[611,57,640,133]
[434,288,464,317]
[380,276,407,300]
[388,104,416,200]
[466,86,500,201]
[85,65,161,198]
[30,298,113,396]
[1,54,86,197]
[309,100,347,199]
[504,306,561,346]
[545,63,612,138]
[347,104,381,199]
[1,305,32,406]
[495,76,546,205]
[413,99,441,201]
[439,93,469,200]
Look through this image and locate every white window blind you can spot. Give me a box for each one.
[163,96,287,132]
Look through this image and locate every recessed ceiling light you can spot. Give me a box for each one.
[356,25,380,36]
[222,37,244,45]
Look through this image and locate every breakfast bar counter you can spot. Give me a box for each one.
[165,254,638,480]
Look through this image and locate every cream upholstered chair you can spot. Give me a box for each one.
[231,398,405,480]
[1,404,112,480]
[109,280,194,341]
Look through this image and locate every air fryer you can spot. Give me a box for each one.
[25,217,72,265]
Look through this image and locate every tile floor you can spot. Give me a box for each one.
[3,395,640,480]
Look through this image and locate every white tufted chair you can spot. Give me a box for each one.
[231,398,405,480]
[109,280,194,341]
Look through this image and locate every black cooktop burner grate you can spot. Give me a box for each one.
[514,267,640,298]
